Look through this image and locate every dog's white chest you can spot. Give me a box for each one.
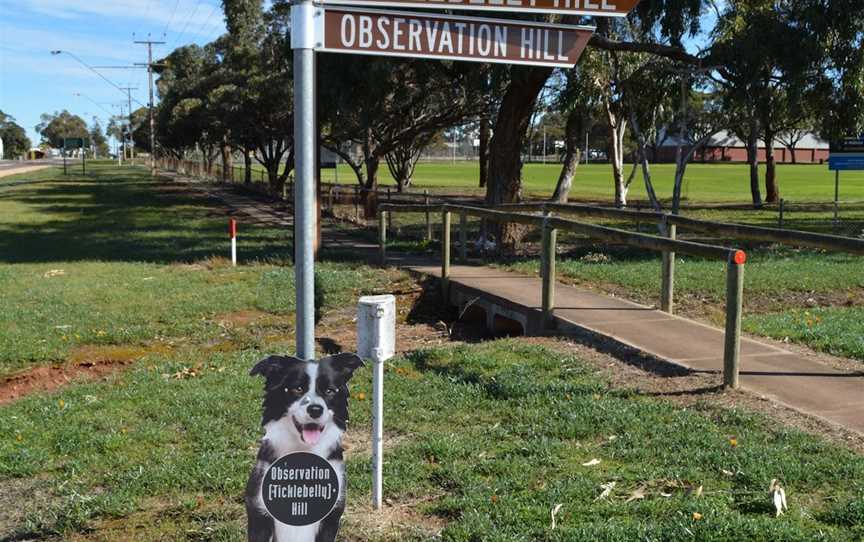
[274,522,319,542]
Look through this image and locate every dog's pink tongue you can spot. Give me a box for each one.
[302,426,322,445]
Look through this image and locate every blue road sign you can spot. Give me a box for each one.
[829,155,864,171]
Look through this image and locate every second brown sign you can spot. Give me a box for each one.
[319,7,595,68]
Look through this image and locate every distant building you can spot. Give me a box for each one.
[657,130,829,164]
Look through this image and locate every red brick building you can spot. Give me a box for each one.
[656,130,829,164]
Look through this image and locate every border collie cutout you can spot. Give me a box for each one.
[246,353,364,542]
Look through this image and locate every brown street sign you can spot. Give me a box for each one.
[319,7,595,68]
[323,0,639,17]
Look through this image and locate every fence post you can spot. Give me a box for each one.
[378,210,387,266]
[661,221,676,314]
[723,251,746,389]
[424,190,432,241]
[459,210,467,262]
[834,169,840,226]
[441,209,451,301]
[778,198,785,229]
[541,208,557,329]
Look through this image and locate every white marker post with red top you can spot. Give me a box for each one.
[229,218,238,266]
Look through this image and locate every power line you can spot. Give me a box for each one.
[162,0,183,36]
[50,50,147,109]
[194,4,220,40]
[170,0,205,49]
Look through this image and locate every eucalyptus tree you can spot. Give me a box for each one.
[0,111,31,159]
[155,44,225,168]
[213,0,295,190]
[89,117,109,157]
[711,0,863,204]
[484,4,706,249]
[35,110,89,149]
[548,62,602,203]
[319,55,484,216]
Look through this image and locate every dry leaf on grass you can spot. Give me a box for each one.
[770,479,788,517]
[625,487,646,503]
[550,504,563,530]
[595,481,616,501]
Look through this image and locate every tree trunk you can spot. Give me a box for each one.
[605,100,628,207]
[764,128,779,202]
[629,111,662,212]
[362,156,380,219]
[551,112,582,203]
[478,114,490,188]
[244,150,252,185]
[610,121,628,207]
[787,144,797,164]
[747,117,763,207]
[267,162,281,193]
[220,143,231,182]
[486,66,553,251]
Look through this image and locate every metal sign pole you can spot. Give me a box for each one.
[292,0,318,360]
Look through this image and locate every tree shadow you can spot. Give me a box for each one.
[0,167,292,264]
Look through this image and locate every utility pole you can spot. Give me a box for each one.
[119,87,137,161]
[112,105,126,166]
[134,38,165,174]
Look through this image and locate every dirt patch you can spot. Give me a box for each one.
[0,477,60,540]
[315,289,451,357]
[524,337,864,455]
[0,344,166,405]
[342,429,410,458]
[342,496,447,542]
[59,496,243,542]
[214,309,269,329]
[1,362,124,404]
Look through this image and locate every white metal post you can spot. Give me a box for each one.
[230,218,237,267]
[371,356,384,509]
[292,0,319,360]
[357,295,395,511]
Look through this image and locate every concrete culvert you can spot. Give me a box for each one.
[492,314,524,337]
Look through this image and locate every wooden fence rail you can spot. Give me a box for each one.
[532,202,864,255]
[379,202,746,389]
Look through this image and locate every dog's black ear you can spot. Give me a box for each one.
[323,352,364,376]
[250,355,303,385]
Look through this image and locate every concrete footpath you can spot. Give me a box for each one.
[159,171,864,436]
[408,263,864,435]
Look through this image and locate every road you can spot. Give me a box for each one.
[0,159,65,178]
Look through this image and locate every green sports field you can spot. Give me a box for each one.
[316,161,864,203]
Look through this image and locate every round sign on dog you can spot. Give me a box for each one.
[262,452,340,526]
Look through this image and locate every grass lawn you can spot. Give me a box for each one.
[2,341,864,540]
[2,163,863,540]
[308,161,864,203]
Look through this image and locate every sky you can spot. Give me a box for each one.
[0,0,227,147]
[0,1,715,150]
